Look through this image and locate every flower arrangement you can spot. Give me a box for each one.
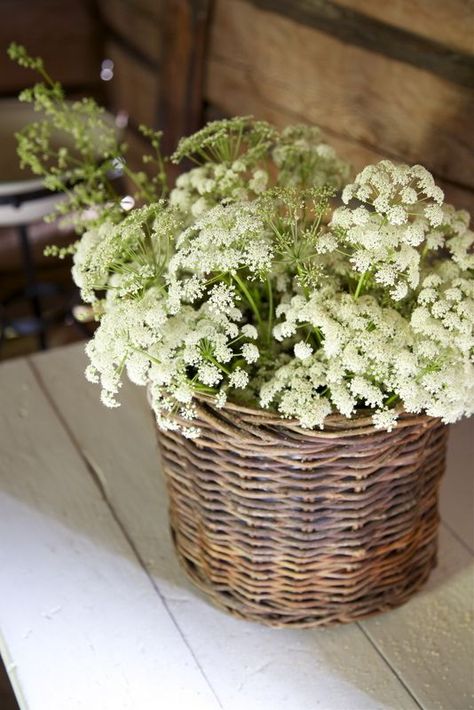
[10,45,474,438]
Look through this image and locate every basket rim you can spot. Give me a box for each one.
[147,385,442,438]
[193,393,439,433]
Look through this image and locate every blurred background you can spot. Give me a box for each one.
[0,0,473,365]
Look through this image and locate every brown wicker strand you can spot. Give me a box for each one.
[155,398,448,628]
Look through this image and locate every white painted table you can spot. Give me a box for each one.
[0,343,473,710]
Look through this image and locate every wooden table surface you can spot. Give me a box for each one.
[0,343,473,710]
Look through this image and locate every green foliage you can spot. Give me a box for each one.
[72,201,182,303]
[171,116,277,166]
[7,43,167,233]
[258,186,335,288]
[273,124,351,189]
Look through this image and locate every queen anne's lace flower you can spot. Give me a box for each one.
[66,118,473,435]
[170,202,272,278]
[242,343,259,363]
[273,124,350,189]
[229,368,250,388]
[326,161,471,302]
[294,341,313,360]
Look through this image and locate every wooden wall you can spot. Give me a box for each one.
[0,0,102,96]
[96,0,162,164]
[0,0,102,277]
[97,0,211,159]
[204,0,474,212]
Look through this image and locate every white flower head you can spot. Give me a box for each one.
[242,343,259,363]
[242,324,258,339]
[294,341,313,360]
[229,368,249,389]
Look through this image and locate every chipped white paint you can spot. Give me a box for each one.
[0,343,472,710]
[0,359,220,710]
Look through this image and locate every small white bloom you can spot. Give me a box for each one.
[387,206,408,225]
[241,324,258,339]
[372,408,398,431]
[101,389,120,408]
[85,364,99,383]
[215,390,227,408]
[242,343,259,363]
[191,197,210,218]
[352,207,370,225]
[229,368,249,388]
[400,187,417,204]
[249,169,268,194]
[424,204,444,227]
[342,184,354,204]
[294,341,313,360]
[197,363,222,387]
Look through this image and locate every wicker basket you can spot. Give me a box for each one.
[155,397,448,628]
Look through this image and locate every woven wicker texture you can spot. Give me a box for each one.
[156,399,448,628]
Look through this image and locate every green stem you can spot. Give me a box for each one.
[38,65,56,88]
[232,272,263,327]
[122,165,155,203]
[192,382,217,394]
[385,393,399,407]
[296,265,310,298]
[354,270,368,300]
[205,272,227,287]
[420,242,430,261]
[266,275,273,343]
[312,326,323,345]
[205,352,231,376]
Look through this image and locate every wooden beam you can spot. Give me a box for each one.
[336,0,474,55]
[248,0,474,88]
[158,0,213,153]
[206,0,474,191]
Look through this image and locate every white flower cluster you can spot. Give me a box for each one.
[77,201,269,434]
[273,125,350,189]
[169,162,269,219]
[84,279,262,435]
[71,119,473,435]
[329,161,458,300]
[264,275,474,428]
[72,203,179,304]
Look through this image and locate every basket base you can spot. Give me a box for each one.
[170,524,438,629]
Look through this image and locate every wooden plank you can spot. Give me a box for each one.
[205,59,474,215]
[104,40,159,127]
[247,0,474,84]
[0,0,100,93]
[335,0,474,55]
[99,0,163,64]
[126,0,164,18]
[206,0,474,190]
[441,418,474,552]
[0,358,221,710]
[361,526,474,710]
[32,343,431,710]
[158,0,212,155]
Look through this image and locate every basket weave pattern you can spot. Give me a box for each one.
[156,400,448,628]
